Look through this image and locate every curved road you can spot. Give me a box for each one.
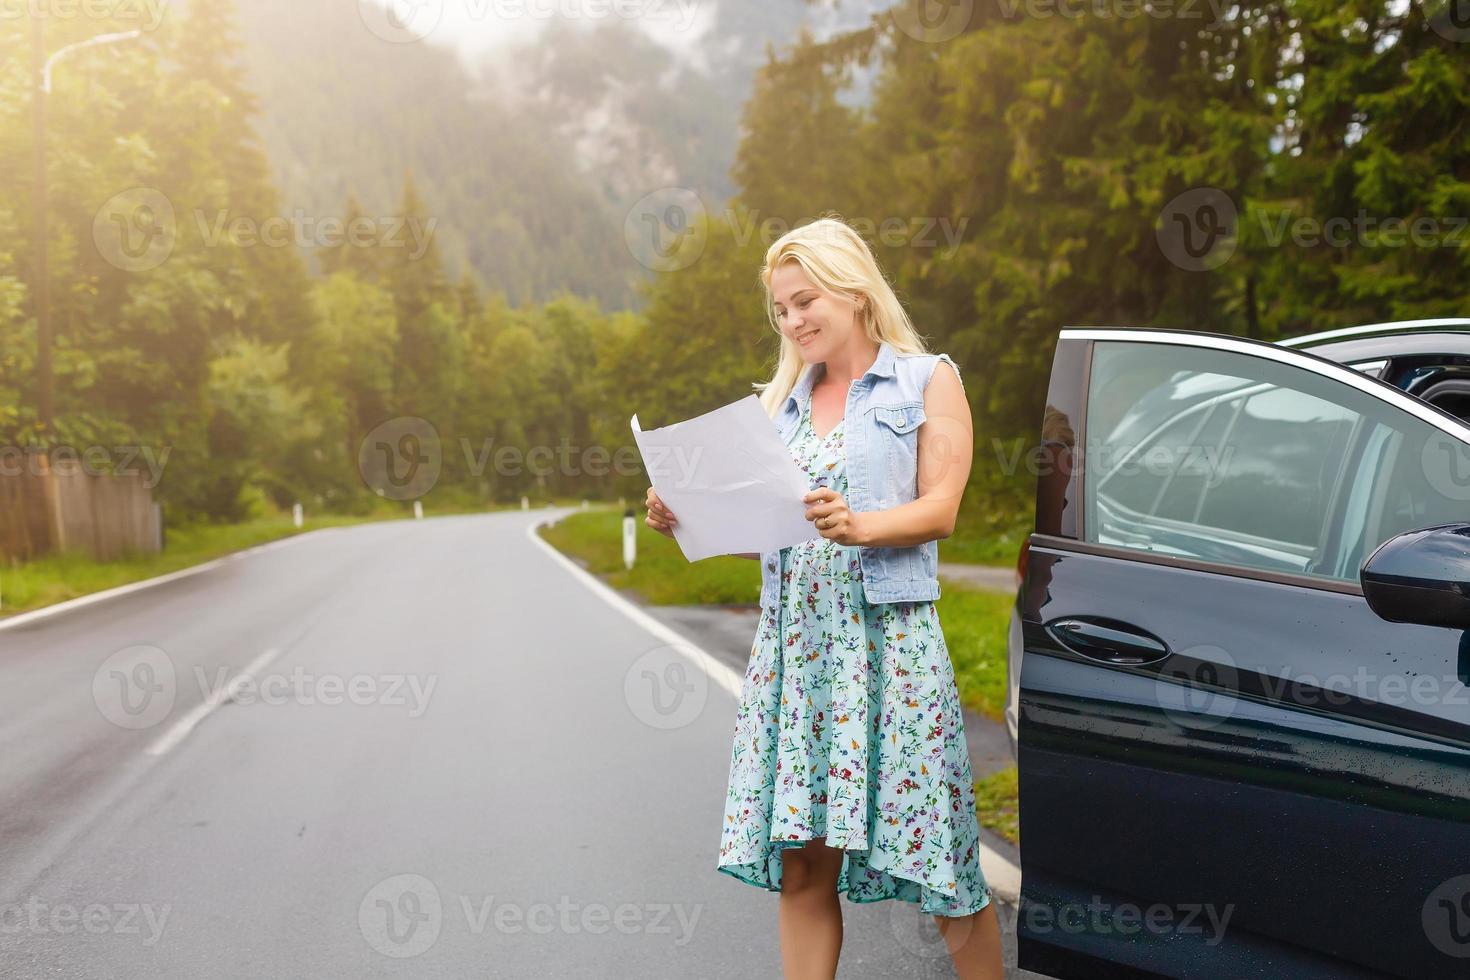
[0,510,1033,978]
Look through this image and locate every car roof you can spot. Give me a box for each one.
[1276,318,1470,363]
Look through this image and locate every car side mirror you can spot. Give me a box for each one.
[1360,523,1470,629]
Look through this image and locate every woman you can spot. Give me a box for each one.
[645,217,1003,979]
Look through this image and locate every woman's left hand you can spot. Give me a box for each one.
[803,487,868,546]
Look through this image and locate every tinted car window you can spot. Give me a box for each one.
[1087,341,1470,581]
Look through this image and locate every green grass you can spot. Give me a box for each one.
[541,506,1017,724]
[942,496,1031,567]
[538,506,762,605]
[0,497,550,617]
[937,580,1015,723]
[542,505,1024,847]
[974,766,1019,846]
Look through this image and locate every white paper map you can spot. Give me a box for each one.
[630,395,819,562]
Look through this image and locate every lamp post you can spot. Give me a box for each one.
[30,16,143,440]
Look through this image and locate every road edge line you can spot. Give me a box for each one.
[524,515,743,700]
[0,527,342,633]
[524,513,1023,905]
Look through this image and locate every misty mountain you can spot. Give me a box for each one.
[237,0,889,309]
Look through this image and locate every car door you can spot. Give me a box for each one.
[1015,327,1470,979]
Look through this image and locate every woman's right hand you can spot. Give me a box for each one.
[644,486,678,538]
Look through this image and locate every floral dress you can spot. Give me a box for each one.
[715,388,991,918]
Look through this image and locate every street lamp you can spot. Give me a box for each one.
[30,18,144,440]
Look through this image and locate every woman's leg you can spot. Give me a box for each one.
[778,837,846,980]
[935,902,1005,980]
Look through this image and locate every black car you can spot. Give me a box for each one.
[1007,319,1470,979]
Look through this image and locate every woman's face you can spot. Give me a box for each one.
[770,261,862,363]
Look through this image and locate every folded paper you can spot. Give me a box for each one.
[631,395,819,561]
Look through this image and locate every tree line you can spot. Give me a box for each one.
[1,1,1466,528]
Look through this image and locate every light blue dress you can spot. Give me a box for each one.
[716,386,991,917]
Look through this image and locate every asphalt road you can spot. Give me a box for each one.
[0,509,1041,978]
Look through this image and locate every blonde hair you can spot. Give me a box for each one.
[753,215,930,418]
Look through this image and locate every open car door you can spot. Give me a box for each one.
[1015,328,1470,979]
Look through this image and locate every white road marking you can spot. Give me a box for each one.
[0,528,342,633]
[144,646,283,757]
[524,516,744,700]
[525,510,1023,904]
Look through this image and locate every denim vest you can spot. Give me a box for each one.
[757,340,964,612]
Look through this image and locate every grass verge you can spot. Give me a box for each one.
[974,766,1019,846]
[540,506,1016,724]
[0,499,546,618]
[541,505,1023,851]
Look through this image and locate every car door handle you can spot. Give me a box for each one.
[1044,617,1170,666]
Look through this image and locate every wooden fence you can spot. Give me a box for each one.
[0,452,162,562]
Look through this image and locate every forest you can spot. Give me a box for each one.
[1,0,1466,525]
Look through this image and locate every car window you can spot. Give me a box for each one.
[1086,341,1469,582]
